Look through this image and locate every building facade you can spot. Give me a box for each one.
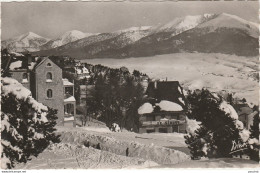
[139,112,186,133]
[138,81,187,133]
[6,55,76,126]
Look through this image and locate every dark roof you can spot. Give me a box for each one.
[145,81,187,109]
[4,55,62,72]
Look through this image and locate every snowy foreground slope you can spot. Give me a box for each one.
[85,53,259,104]
[15,126,189,169]
[15,126,258,169]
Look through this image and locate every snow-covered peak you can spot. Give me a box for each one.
[197,13,259,38]
[9,32,49,42]
[153,14,216,36]
[61,30,86,39]
[2,32,50,52]
[113,26,152,43]
[48,30,94,48]
[115,26,152,33]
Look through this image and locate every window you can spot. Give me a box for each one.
[146,129,155,133]
[65,87,73,96]
[46,72,52,82]
[64,104,74,115]
[159,128,168,133]
[47,89,53,98]
[22,73,28,83]
[47,63,52,67]
[146,115,155,121]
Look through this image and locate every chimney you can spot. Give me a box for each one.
[28,55,32,65]
[32,56,36,62]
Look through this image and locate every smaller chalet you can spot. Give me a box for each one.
[138,81,187,133]
[74,64,91,80]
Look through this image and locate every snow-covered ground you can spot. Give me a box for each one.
[15,126,189,169]
[14,125,259,169]
[84,53,259,105]
[156,158,259,168]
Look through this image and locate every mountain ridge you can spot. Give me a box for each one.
[40,30,98,50]
[2,13,258,58]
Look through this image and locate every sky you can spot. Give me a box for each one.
[1,1,259,40]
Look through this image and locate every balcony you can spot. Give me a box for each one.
[141,119,185,127]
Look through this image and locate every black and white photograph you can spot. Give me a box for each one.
[1,0,259,170]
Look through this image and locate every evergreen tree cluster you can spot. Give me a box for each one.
[184,89,259,160]
[1,78,60,169]
[58,59,149,132]
[248,109,259,162]
[84,64,149,132]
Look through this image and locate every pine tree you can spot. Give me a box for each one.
[185,89,245,159]
[248,112,259,161]
[1,78,60,169]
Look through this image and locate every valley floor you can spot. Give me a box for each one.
[15,125,259,169]
[84,53,259,105]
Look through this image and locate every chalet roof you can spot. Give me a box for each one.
[64,93,76,102]
[145,81,186,109]
[34,57,62,70]
[64,96,76,102]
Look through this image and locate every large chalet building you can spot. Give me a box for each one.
[3,53,76,126]
[138,81,187,133]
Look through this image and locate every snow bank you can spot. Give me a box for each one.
[186,117,201,135]
[138,102,154,114]
[234,120,244,130]
[81,126,111,133]
[16,142,160,169]
[220,101,238,120]
[178,97,185,105]
[2,77,31,100]
[57,130,190,165]
[2,113,10,131]
[248,138,259,145]
[1,142,11,169]
[202,144,209,155]
[159,100,183,111]
[111,123,121,132]
[2,77,48,115]
[239,129,250,142]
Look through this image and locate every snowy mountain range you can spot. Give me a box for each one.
[2,13,258,58]
[40,30,97,50]
[1,32,50,52]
